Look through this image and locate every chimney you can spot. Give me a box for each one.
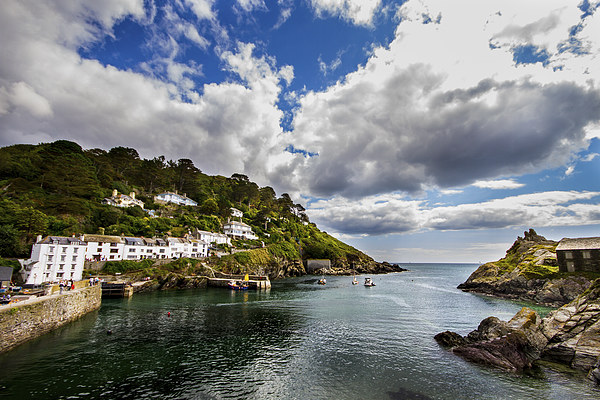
[36,234,42,243]
[112,189,118,197]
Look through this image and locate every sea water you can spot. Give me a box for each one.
[1,263,599,399]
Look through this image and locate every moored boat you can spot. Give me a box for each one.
[364,277,375,287]
[228,280,249,290]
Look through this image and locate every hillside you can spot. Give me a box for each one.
[0,140,397,277]
[458,229,597,306]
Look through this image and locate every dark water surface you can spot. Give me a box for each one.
[1,264,599,399]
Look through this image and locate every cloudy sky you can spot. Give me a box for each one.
[1,0,599,263]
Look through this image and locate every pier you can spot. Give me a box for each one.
[101,282,133,298]
[208,275,271,289]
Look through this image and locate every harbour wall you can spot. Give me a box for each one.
[0,286,101,353]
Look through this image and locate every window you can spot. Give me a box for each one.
[110,249,118,253]
[159,249,165,253]
[73,248,78,254]
[583,251,591,259]
[110,255,115,260]
[59,264,65,270]
[47,264,52,270]
[71,264,77,270]
[62,247,67,253]
[72,255,77,261]
[129,248,136,252]
[49,246,55,252]
[57,272,64,278]
[565,251,573,259]
[48,255,54,261]
[61,255,66,261]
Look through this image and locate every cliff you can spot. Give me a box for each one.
[458,229,593,307]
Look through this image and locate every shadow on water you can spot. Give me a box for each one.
[387,387,433,400]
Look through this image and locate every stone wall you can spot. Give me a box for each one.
[0,285,101,353]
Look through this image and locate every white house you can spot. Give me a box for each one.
[231,207,243,219]
[103,189,144,208]
[83,234,125,261]
[189,239,208,258]
[154,191,198,206]
[195,230,231,246]
[223,221,258,240]
[21,234,209,285]
[20,236,87,285]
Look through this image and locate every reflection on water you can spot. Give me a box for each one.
[0,264,599,399]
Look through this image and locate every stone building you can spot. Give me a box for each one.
[556,237,600,273]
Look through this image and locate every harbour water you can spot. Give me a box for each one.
[1,263,599,399]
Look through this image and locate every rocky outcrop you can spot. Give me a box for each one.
[540,279,600,383]
[458,229,592,307]
[436,279,600,384]
[435,307,546,371]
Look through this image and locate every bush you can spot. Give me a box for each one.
[102,259,154,274]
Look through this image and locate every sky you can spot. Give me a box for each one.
[1,0,599,263]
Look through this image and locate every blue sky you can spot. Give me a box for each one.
[1,0,599,262]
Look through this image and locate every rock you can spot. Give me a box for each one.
[453,331,533,371]
[540,279,600,380]
[434,331,467,348]
[436,307,546,371]
[466,316,510,342]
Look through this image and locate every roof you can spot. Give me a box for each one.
[0,266,13,282]
[556,237,600,251]
[124,237,145,245]
[225,221,251,228]
[40,236,85,245]
[83,234,123,243]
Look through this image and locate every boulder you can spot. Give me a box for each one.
[434,331,467,348]
[435,307,546,371]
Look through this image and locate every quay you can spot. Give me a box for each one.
[101,282,133,298]
[208,274,271,289]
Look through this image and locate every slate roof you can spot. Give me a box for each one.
[0,266,13,282]
[40,236,85,245]
[556,237,600,251]
[124,237,145,245]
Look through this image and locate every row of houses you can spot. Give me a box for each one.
[19,231,233,286]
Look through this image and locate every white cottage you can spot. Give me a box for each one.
[154,192,198,206]
[20,236,87,285]
[223,221,258,240]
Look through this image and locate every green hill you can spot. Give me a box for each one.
[0,140,383,275]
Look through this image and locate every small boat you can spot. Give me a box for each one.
[318,277,326,285]
[228,280,249,290]
[364,277,376,287]
[352,272,358,285]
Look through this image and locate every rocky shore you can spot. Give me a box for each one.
[436,229,600,385]
[457,229,593,307]
[436,279,600,384]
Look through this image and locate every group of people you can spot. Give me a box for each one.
[58,279,75,294]
[0,293,12,304]
[89,277,101,286]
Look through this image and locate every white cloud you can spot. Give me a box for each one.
[183,0,215,21]
[307,191,600,235]
[285,0,600,199]
[310,0,382,26]
[472,179,525,190]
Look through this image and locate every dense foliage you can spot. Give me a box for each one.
[0,140,370,268]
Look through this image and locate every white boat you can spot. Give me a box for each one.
[352,272,359,285]
[364,277,375,287]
